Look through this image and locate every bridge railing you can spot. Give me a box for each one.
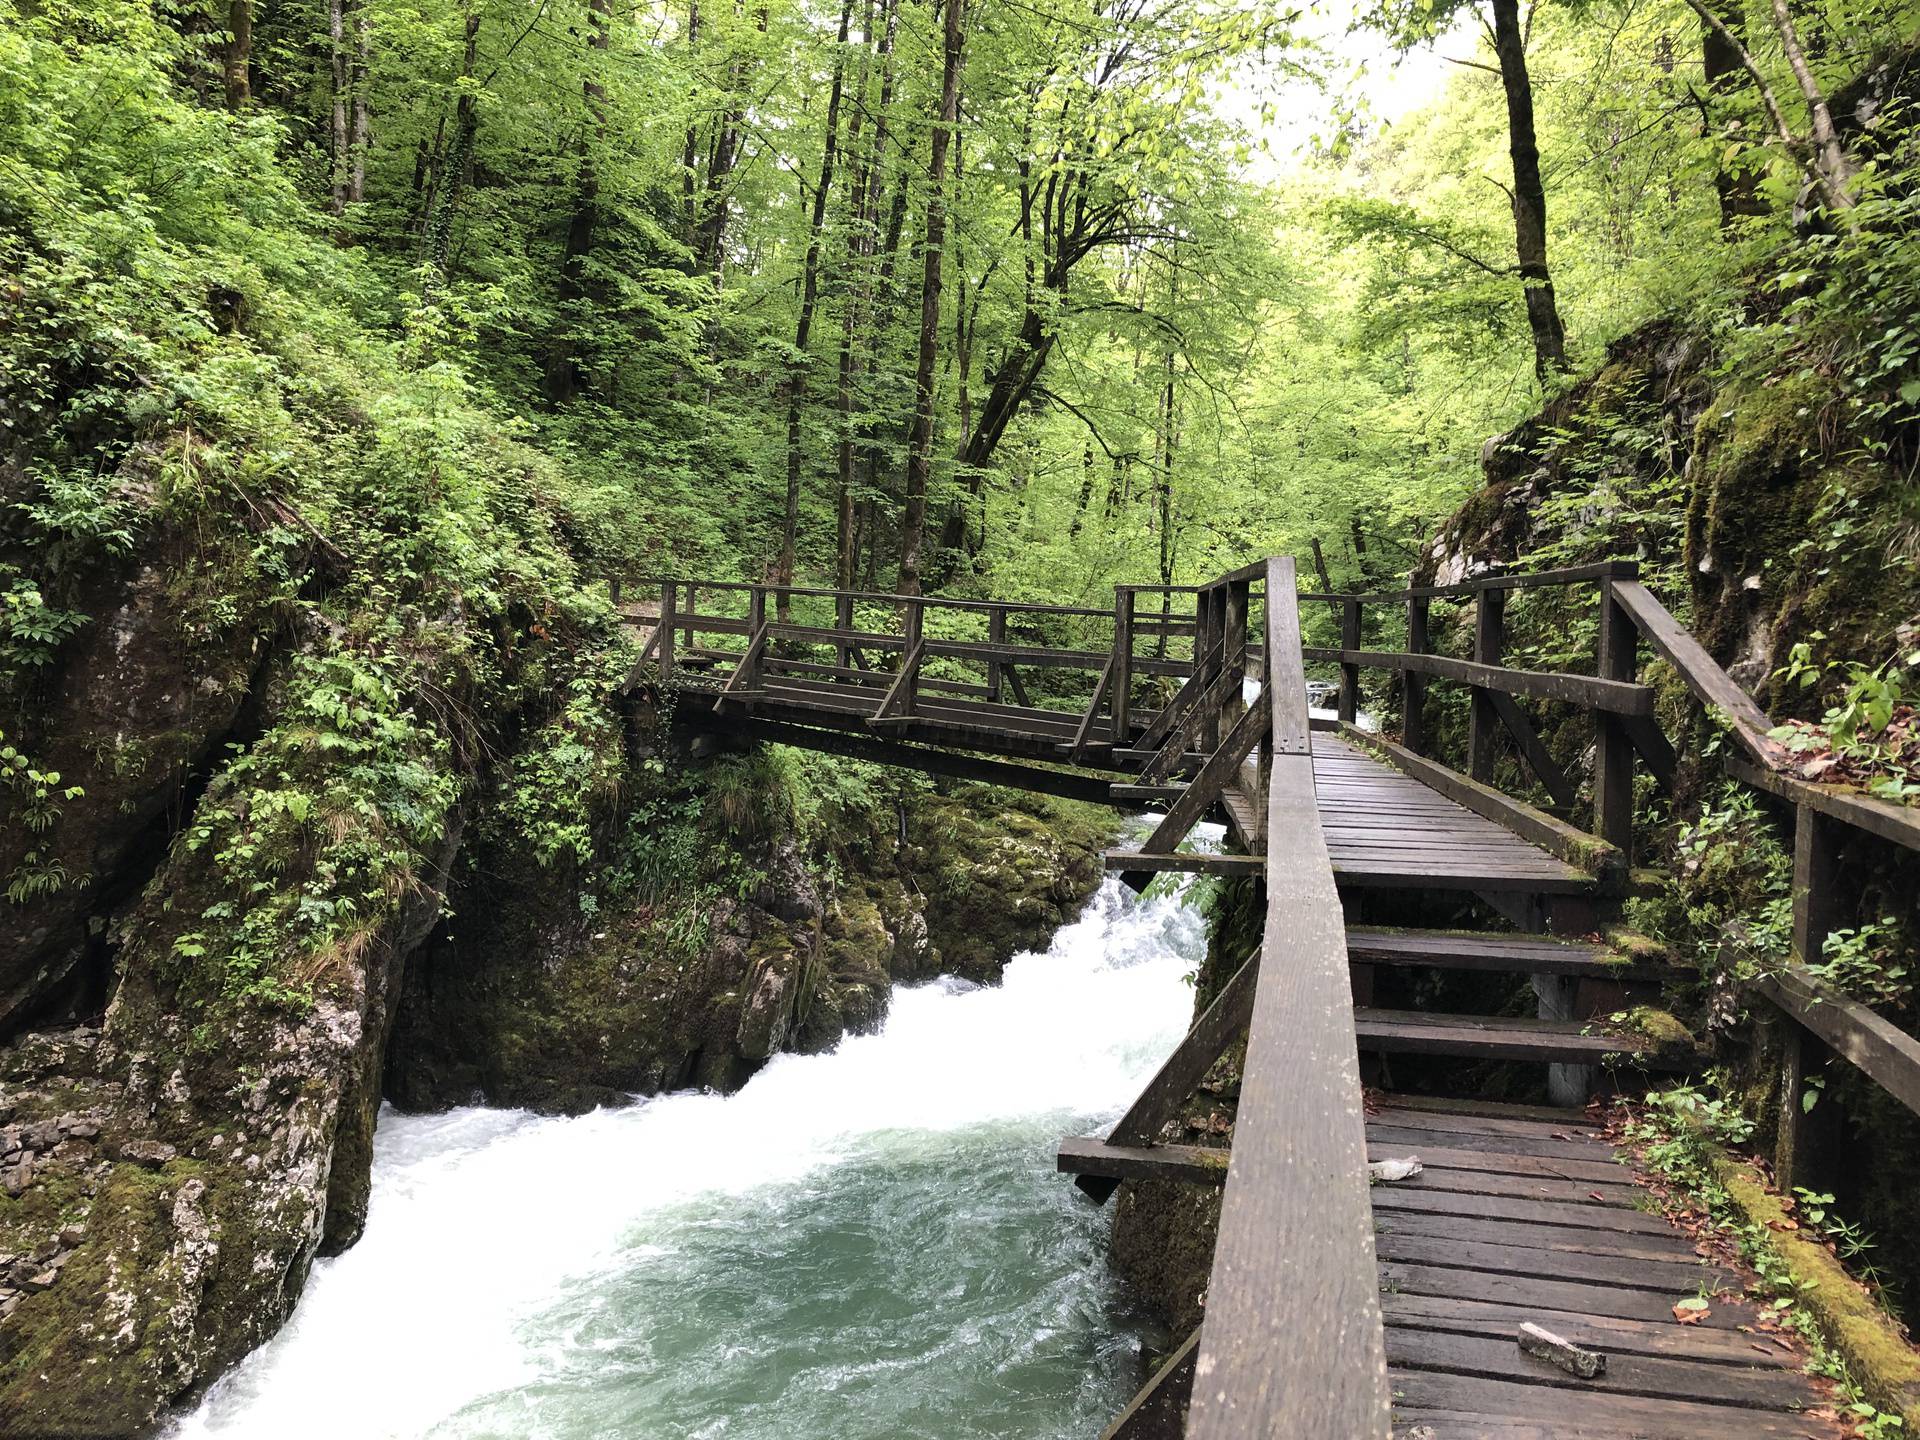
[1183,555,1391,1438]
[612,576,1248,753]
[1304,558,1920,1207]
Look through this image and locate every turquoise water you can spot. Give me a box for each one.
[175,865,1209,1440]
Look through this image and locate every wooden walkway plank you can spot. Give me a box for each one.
[1386,1370,1823,1437]
[1385,1328,1815,1411]
[1379,1292,1803,1368]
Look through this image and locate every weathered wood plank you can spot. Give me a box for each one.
[1058,1136,1231,1187]
[1186,555,1391,1440]
[1373,1229,1729,1293]
[1486,690,1580,810]
[1385,1369,1820,1437]
[1302,560,1636,605]
[1300,647,1656,715]
[1757,963,1920,1118]
[1329,729,1616,876]
[1103,850,1266,877]
[1379,1261,1736,1328]
[1346,927,1667,979]
[1073,951,1258,1203]
[1726,753,1920,854]
[1385,1326,1813,1410]
[1370,1190,1677,1237]
[1378,1292,1801,1368]
[1139,665,1242,784]
[1122,696,1271,890]
[1372,1207,1705,1266]
[693,713,1131,805]
[1070,651,1118,758]
[1610,579,1781,763]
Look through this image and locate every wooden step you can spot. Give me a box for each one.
[1346,928,1673,981]
[1353,1009,1688,1068]
[1056,1135,1229,1187]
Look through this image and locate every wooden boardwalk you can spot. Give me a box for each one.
[1314,738,1591,892]
[620,560,1864,1439]
[1369,1098,1839,1439]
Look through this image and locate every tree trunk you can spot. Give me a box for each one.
[1487,0,1569,385]
[545,0,611,404]
[421,6,481,287]
[1068,443,1094,538]
[1700,0,1764,229]
[896,0,966,596]
[1768,0,1855,212]
[1154,345,1177,591]
[836,0,882,590]
[330,0,350,217]
[776,0,854,608]
[224,0,252,109]
[329,0,371,233]
[350,9,370,206]
[680,0,701,248]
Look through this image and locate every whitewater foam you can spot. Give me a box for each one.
[175,831,1215,1440]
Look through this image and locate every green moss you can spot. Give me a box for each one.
[1617,1005,1695,1051]
[1696,1128,1920,1428]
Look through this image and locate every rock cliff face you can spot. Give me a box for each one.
[385,728,1110,1113]
[1419,317,1919,715]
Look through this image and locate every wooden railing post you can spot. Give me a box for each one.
[1593,580,1637,860]
[1336,598,1361,724]
[835,591,855,672]
[1468,587,1505,781]
[1792,802,1845,965]
[1194,588,1221,749]
[683,584,697,654]
[658,580,677,683]
[1776,803,1846,1191]
[986,605,1007,703]
[1403,595,1429,753]
[901,597,924,718]
[742,584,767,690]
[1112,588,1135,743]
[609,576,623,608]
[1223,579,1249,727]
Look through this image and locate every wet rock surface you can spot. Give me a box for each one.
[385,785,1111,1115]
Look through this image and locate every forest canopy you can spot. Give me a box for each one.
[2,0,1916,616]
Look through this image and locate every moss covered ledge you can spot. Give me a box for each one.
[1667,1108,1920,1430]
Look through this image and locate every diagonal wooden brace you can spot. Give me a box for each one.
[1123,698,1270,891]
[1073,951,1258,1203]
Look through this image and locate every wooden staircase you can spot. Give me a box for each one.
[1347,926,1688,1074]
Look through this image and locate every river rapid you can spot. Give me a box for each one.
[174,842,1213,1440]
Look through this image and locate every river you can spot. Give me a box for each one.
[173,836,1214,1440]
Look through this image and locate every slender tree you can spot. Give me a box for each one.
[225,0,252,109]
[1486,0,1569,383]
[776,0,855,604]
[897,0,967,595]
[546,0,612,404]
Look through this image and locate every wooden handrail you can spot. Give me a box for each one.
[1300,559,1638,605]
[1187,556,1390,1440]
[1302,646,1656,715]
[1610,580,1785,768]
[642,576,1118,619]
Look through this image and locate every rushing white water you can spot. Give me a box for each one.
[175,831,1216,1440]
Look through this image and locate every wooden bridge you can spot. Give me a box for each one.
[614,557,1920,1438]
